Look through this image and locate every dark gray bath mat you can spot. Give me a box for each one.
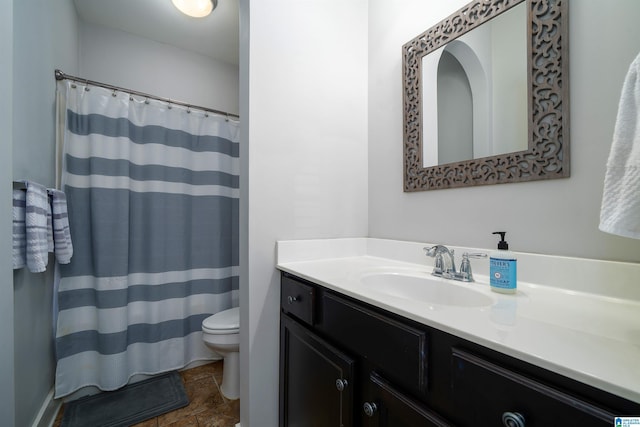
[61,371,189,427]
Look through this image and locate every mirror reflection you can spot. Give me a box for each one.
[423,3,527,167]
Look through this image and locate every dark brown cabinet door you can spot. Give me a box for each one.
[280,314,355,427]
[362,372,451,427]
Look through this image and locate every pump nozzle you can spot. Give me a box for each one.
[492,231,509,250]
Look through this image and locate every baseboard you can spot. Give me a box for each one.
[32,388,62,427]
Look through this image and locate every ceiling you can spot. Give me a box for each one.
[73,0,239,66]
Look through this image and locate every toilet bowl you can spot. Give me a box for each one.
[202,306,240,400]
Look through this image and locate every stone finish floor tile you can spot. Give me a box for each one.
[132,417,159,427]
[196,412,239,427]
[196,401,241,427]
[163,415,200,427]
[180,361,221,384]
[55,361,239,427]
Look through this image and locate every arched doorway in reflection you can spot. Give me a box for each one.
[436,40,490,164]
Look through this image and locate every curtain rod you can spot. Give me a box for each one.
[54,69,240,119]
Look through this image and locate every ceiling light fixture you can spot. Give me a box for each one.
[171,0,217,18]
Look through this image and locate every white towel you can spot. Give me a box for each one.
[25,181,50,273]
[12,189,26,269]
[600,52,640,239]
[49,189,73,264]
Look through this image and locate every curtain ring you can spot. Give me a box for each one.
[145,97,150,105]
[112,90,117,97]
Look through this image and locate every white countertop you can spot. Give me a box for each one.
[276,238,640,404]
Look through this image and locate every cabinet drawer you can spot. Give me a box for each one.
[281,274,315,326]
[322,293,428,395]
[451,348,616,427]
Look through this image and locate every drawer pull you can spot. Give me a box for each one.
[363,402,377,417]
[502,412,525,427]
[335,378,348,391]
[287,295,299,304]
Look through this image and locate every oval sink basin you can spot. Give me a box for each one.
[361,272,493,308]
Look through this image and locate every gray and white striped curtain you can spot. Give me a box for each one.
[54,80,239,398]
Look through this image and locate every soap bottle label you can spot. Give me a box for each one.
[490,258,517,290]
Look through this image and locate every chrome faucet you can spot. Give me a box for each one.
[424,245,487,282]
[424,245,456,276]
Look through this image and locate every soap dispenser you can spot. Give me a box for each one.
[490,231,517,294]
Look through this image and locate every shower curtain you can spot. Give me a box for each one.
[54,80,239,398]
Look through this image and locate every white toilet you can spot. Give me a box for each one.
[201,306,240,400]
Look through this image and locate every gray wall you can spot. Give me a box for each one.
[11,0,79,426]
[0,0,15,423]
[369,0,640,263]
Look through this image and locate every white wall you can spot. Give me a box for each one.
[241,0,369,425]
[79,21,239,115]
[369,0,640,263]
[238,0,250,425]
[11,1,79,426]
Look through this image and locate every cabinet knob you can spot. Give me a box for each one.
[287,295,298,304]
[335,378,348,391]
[502,412,525,427]
[363,402,377,417]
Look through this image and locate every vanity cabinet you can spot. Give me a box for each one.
[280,272,450,427]
[279,272,640,427]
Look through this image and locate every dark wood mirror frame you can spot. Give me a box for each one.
[402,0,569,191]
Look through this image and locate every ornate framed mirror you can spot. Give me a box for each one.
[402,0,569,191]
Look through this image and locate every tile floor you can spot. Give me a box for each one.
[53,361,240,427]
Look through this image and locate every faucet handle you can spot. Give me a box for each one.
[463,252,487,259]
[459,252,487,282]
